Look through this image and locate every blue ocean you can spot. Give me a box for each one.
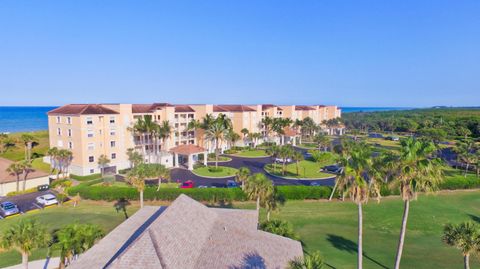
[0,106,410,133]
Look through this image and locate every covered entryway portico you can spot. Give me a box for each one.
[169,144,208,170]
[282,128,300,146]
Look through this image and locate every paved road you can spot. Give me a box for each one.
[170,154,336,187]
[0,190,57,218]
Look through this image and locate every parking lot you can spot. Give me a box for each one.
[0,190,59,219]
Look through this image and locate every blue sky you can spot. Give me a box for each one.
[0,1,479,107]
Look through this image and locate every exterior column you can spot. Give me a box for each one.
[203,152,207,166]
[292,136,297,146]
[174,153,179,168]
[188,154,194,170]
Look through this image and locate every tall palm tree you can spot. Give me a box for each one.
[146,163,170,191]
[235,167,251,190]
[21,160,32,191]
[127,164,148,208]
[455,140,477,177]
[126,148,143,168]
[204,115,232,168]
[278,145,294,175]
[97,154,110,176]
[57,149,73,179]
[263,190,284,221]
[391,137,444,269]
[0,219,51,269]
[292,151,304,176]
[313,133,330,152]
[288,251,325,269]
[158,120,172,152]
[442,222,480,269]
[261,116,274,142]
[244,173,274,214]
[225,130,241,149]
[339,143,381,269]
[266,145,281,173]
[20,134,37,162]
[6,162,24,192]
[46,147,59,176]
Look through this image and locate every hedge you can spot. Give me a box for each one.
[70,173,102,181]
[439,176,480,190]
[68,183,333,202]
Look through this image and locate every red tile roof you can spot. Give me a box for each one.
[174,105,195,113]
[261,104,283,111]
[295,105,315,111]
[283,128,299,137]
[169,144,206,155]
[213,105,256,112]
[132,103,174,113]
[48,104,119,115]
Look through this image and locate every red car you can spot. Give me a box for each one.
[180,180,194,189]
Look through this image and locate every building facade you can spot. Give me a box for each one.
[47,103,342,175]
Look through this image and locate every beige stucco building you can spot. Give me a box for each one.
[47,103,342,175]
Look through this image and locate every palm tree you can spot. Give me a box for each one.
[20,134,37,162]
[442,222,480,269]
[58,149,73,179]
[288,251,324,269]
[266,145,281,173]
[203,114,232,168]
[225,130,241,149]
[46,147,59,176]
[301,117,317,139]
[292,151,304,176]
[0,219,51,269]
[249,132,261,148]
[391,137,444,269]
[6,162,24,192]
[261,116,274,142]
[244,173,274,214]
[146,163,170,191]
[263,190,285,221]
[235,167,251,190]
[21,160,32,191]
[127,164,148,208]
[97,154,110,177]
[241,128,249,140]
[126,148,143,168]
[340,143,381,269]
[278,145,294,175]
[55,223,104,269]
[260,219,299,240]
[313,133,330,152]
[158,120,172,153]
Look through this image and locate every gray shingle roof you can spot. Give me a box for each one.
[69,194,303,269]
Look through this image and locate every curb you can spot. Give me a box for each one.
[263,168,336,181]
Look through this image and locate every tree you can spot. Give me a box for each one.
[260,219,299,240]
[203,114,232,168]
[288,251,324,269]
[55,223,104,269]
[57,149,73,179]
[126,148,143,168]
[6,161,24,192]
[278,145,294,175]
[126,164,148,208]
[0,219,51,269]
[46,147,59,176]
[21,160,32,191]
[442,222,480,269]
[455,140,477,177]
[20,134,37,162]
[457,126,472,140]
[292,151,304,176]
[97,154,111,177]
[313,133,330,152]
[266,145,281,173]
[261,116,274,142]
[235,167,251,191]
[158,120,172,153]
[240,128,249,139]
[225,130,241,148]
[244,173,274,213]
[301,117,318,138]
[263,190,285,221]
[0,135,16,154]
[145,163,170,191]
[391,137,444,269]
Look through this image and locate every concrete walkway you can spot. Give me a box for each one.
[3,257,60,269]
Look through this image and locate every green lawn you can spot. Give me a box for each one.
[233,149,269,157]
[0,201,139,268]
[264,158,335,179]
[31,157,52,173]
[363,137,401,152]
[238,190,480,269]
[297,143,318,149]
[192,166,239,178]
[0,131,50,161]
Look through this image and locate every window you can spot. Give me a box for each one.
[110,141,116,147]
[67,117,72,124]
[110,129,116,136]
[109,116,115,124]
[88,156,94,163]
[68,129,72,137]
[111,153,116,159]
[57,128,62,136]
[87,130,94,138]
[68,142,73,149]
[86,117,93,125]
[87,143,95,150]
[90,169,95,174]
[56,116,61,123]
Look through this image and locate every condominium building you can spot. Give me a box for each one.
[47,103,342,175]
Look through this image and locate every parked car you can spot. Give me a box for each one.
[0,201,20,217]
[198,185,208,188]
[36,194,58,206]
[275,157,292,163]
[310,182,320,186]
[226,180,238,188]
[385,136,400,141]
[180,180,194,189]
[322,165,343,174]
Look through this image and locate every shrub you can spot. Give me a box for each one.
[70,173,102,181]
[51,179,72,189]
[118,168,131,175]
[193,163,205,169]
[208,167,224,173]
[223,149,238,154]
[439,176,480,190]
[276,185,332,200]
[6,187,38,197]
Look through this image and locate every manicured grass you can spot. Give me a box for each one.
[0,131,50,161]
[265,158,335,179]
[70,173,102,182]
[233,149,269,157]
[208,156,232,162]
[31,157,51,173]
[363,137,401,152]
[192,166,239,178]
[0,201,139,268]
[237,190,480,269]
[297,143,318,149]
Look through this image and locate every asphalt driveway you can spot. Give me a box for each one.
[0,190,57,218]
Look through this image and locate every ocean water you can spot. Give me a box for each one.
[0,106,409,133]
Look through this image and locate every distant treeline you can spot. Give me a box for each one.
[342,108,480,139]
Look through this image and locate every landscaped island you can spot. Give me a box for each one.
[192,165,238,178]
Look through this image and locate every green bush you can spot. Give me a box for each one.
[276,186,332,200]
[118,168,131,175]
[440,176,480,190]
[6,187,38,197]
[224,149,238,154]
[51,179,73,189]
[70,173,102,181]
[208,167,224,173]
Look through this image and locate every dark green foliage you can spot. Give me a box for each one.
[208,167,223,173]
[70,173,102,181]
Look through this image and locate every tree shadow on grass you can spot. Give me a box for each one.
[468,214,480,224]
[326,234,390,269]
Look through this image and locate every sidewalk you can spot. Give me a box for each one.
[3,257,60,269]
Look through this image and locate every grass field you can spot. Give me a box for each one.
[233,149,269,157]
[192,166,238,177]
[0,201,139,268]
[0,131,50,161]
[241,190,480,269]
[265,159,334,179]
